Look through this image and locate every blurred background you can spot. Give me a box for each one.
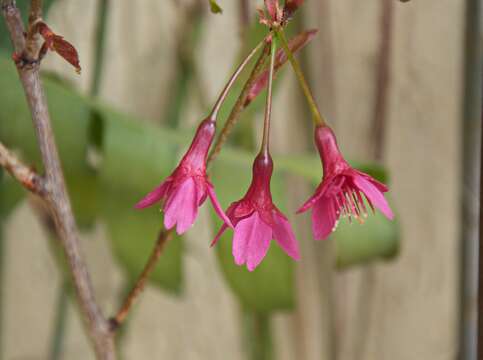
[0,0,481,359]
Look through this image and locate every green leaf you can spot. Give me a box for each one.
[208,0,223,14]
[210,156,296,313]
[334,203,400,269]
[0,171,25,218]
[0,56,99,228]
[94,106,184,293]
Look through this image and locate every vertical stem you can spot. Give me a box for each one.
[260,36,277,156]
[90,0,109,97]
[244,311,273,360]
[276,29,326,127]
[209,38,266,120]
[207,44,270,164]
[462,0,482,358]
[49,281,71,360]
[372,0,394,162]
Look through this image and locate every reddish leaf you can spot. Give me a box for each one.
[244,29,317,107]
[37,22,81,74]
[283,0,305,20]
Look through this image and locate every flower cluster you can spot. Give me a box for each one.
[136,0,394,271]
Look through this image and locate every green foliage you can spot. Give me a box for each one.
[211,155,296,313]
[94,107,184,293]
[208,0,223,14]
[0,49,401,311]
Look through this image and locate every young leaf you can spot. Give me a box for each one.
[208,0,223,14]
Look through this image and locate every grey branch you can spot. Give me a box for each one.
[1,1,116,359]
[0,141,46,195]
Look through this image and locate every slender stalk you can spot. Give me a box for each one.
[260,36,277,156]
[1,2,115,358]
[372,0,394,162]
[111,230,172,329]
[49,281,71,360]
[90,0,109,97]
[276,29,326,126]
[207,43,270,164]
[209,38,266,120]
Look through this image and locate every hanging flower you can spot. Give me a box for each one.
[212,153,300,271]
[135,118,232,235]
[298,125,394,240]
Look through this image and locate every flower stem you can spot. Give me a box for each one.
[276,29,326,126]
[209,38,266,120]
[260,36,277,156]
[207,43,270,165]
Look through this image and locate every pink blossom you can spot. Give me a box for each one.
[135,118,232,235]
[298,125,394,240]
[212,153,300,271]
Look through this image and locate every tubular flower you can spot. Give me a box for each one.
[135,118,232,235]
[298,125,394,240]
[212,154,300,271]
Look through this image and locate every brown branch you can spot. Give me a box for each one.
[207,43,270,164]
[1,2,115,359]
[111,229,172,330]
[0,141,46,195]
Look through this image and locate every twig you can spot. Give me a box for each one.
[372,0,394,162]
[0,141,46,195]
[207,43,270,164]
[110,229,172,330]
[1,2,115,359]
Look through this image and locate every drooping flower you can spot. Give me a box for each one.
[298,125,394,240]
[135,118,232,235]
[212,153,300,271]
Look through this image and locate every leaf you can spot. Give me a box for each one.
[208,0,223,14]
[283,0,305,21]
[93,106,184,293]
[210,155,296,313]
[334,202,400,269]
[0,56,98,228]
[0,171,24,218]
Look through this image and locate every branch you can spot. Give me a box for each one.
[1,2,115,359]
[110,230,172,330]
[0,141,46,195]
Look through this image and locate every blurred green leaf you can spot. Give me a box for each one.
[210,156,296,313]
[0,171,25,218]
[94,107,184,293]
[334,203,400,269]
[208,0,223,14]
[0,56,99,228]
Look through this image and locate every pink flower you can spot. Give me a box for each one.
[212,153,300,271]
[298,125,394,240]
[135,118,232,235]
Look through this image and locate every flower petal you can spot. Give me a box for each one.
[272,213,300,260]
[207,182,234,228]
[297,185,324,214]
[164,178,199,234]
[233,212,272,271]
[311,197,339,240]
[353,175,394,220]
[135,180,171,209]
